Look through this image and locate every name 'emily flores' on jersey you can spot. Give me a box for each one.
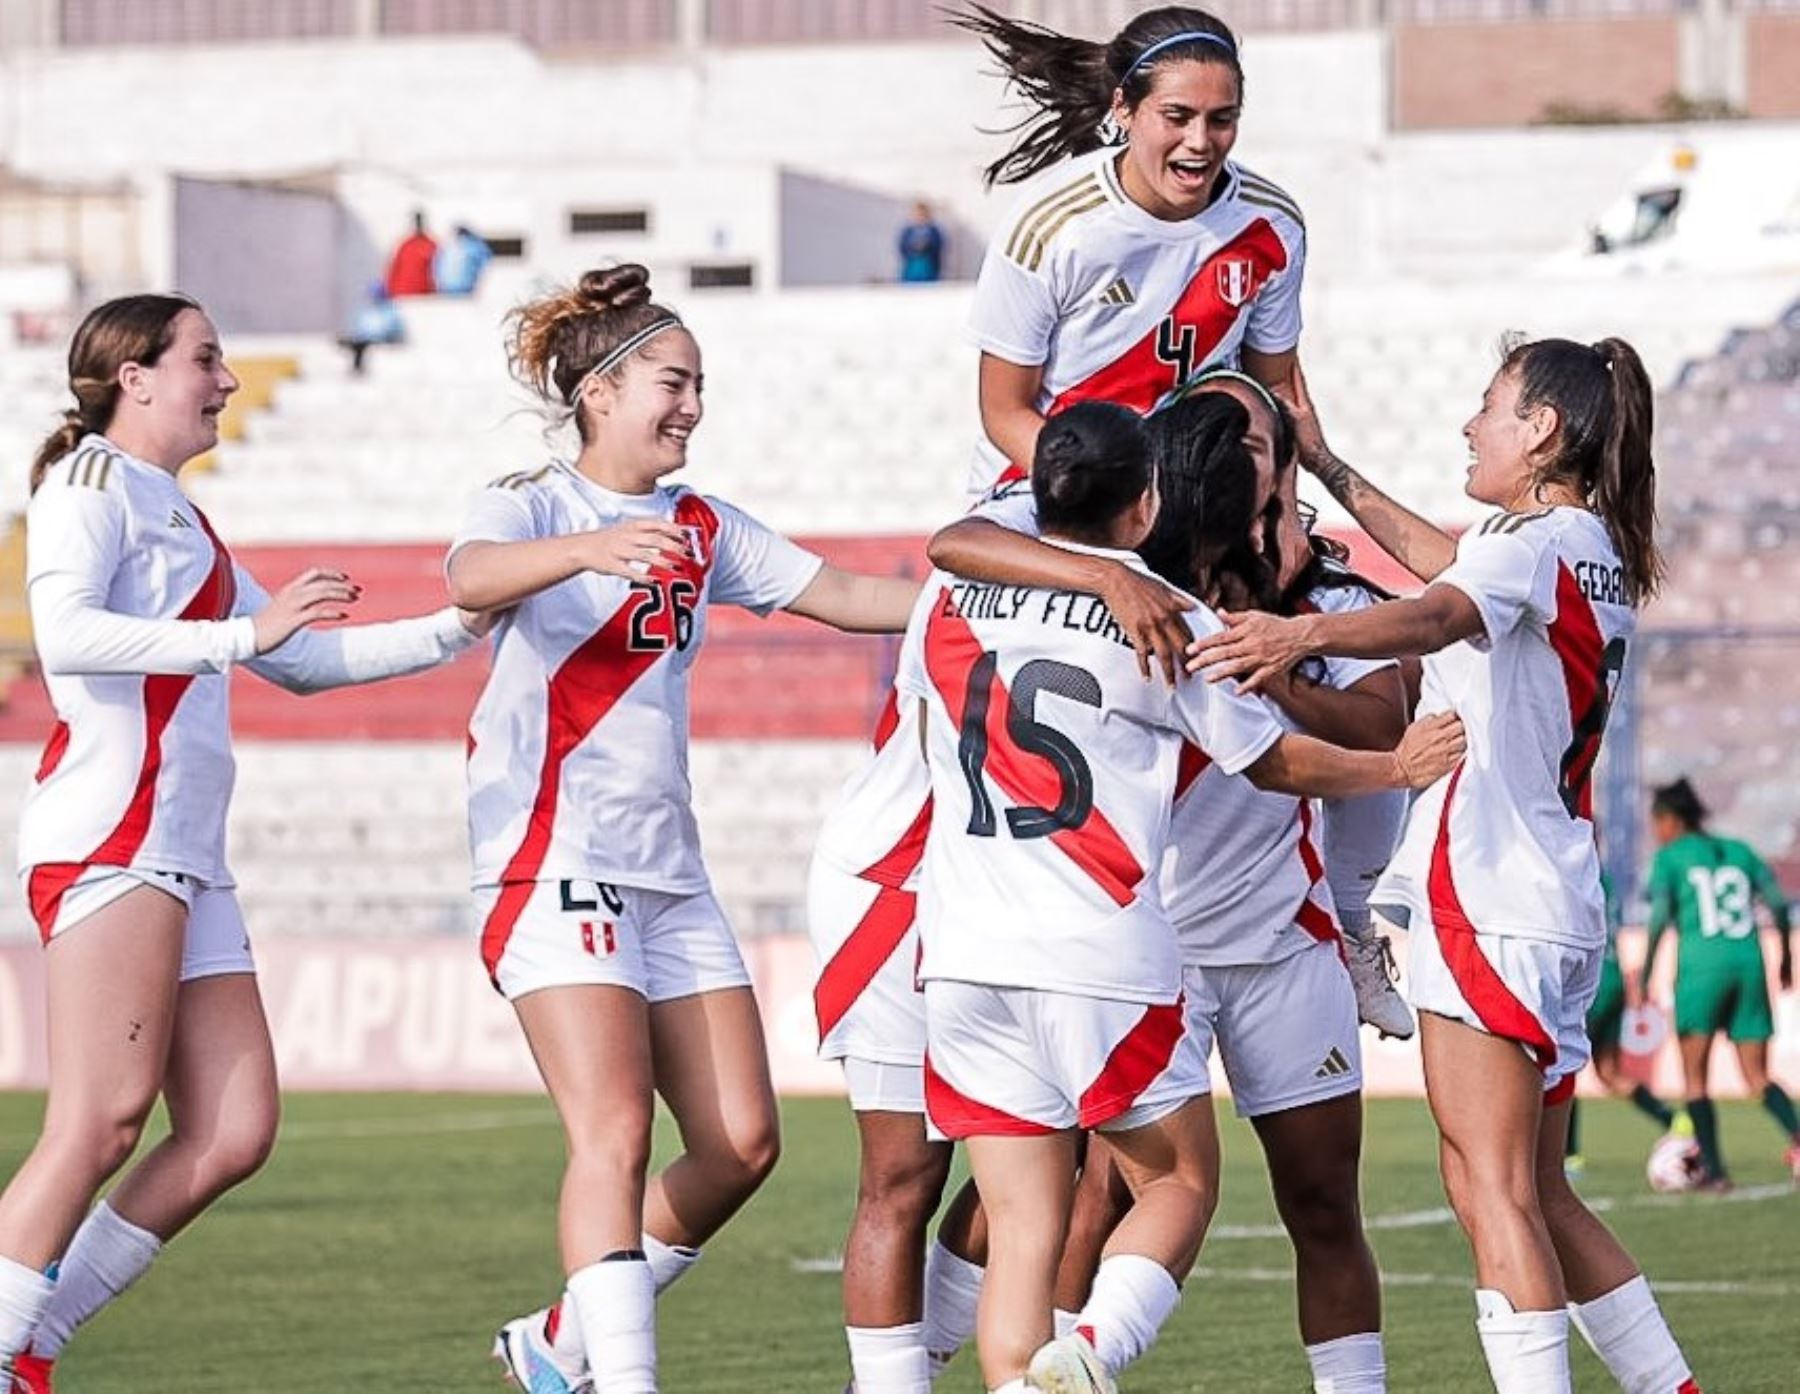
[939,580,1138,653]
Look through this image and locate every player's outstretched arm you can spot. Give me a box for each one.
[928,517,1194,685]
[447,520,690,611]
[1259,666,1408,751]
[1282,359,1458,582]
[1189,586,1482,693]
[1244,712,1464,800]
[783,566,921,634]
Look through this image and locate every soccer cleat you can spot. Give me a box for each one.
[1344,933,1416,1040]
[9,1354,52,1394]
[493,1314,590,1394]
[1025,1335,1116,1394]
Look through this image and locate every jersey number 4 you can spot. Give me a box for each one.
[957,652,1097,839]
[1558,636,1627,818]
[1155,317,1198,387]
[626,579,698,653]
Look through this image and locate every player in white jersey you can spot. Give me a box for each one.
[451,267,919,1394]
[903,403,1462,1394]
[0,295,486,1392]
[956,7,1305,493]
[1194,344,1703,1394]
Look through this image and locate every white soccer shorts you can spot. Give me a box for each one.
[1185,939,1362,1119]
[477,878,752,1003]
[1407,914,1601,1101]
[921,980,1208,1141]
[26,864,254,982]
[808,856,926,1068]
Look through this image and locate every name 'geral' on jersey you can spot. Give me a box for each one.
[895,543,1284,1006]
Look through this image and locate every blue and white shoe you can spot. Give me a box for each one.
[493,1311,591,1394]
[1026,1334,1116,1394]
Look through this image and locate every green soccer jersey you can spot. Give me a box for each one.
[1645,832,1790,972]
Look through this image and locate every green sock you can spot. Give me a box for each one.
[1565,1097,1582,1157]
[1761,1083,1800,1139]
[1687,1096,1725,1178]
[1630,1083,1676,1130]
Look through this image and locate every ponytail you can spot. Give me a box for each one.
[954,5,1243,187]
[30,412,92,495]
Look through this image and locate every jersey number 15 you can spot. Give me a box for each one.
[958,652,1098,839]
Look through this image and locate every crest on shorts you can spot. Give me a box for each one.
[1215,258,1255,308]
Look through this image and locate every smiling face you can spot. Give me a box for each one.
[1461,365,1557,510]
[581,327,704,489]
[111,308,238,469]
[1114,59,1241,221]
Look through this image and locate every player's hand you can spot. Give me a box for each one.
[1391,711,1464,789]
[1099,562,1194,686]
[253,568,360,654]
[456,607,504,638]
[576,520,691,579]
[1187,610,1316,693]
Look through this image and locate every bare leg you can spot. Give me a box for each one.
[1534,1099,1640,1303]
[964,1132,1078,1389]
[1052,1136,1132,1313]
[842,1110,953,1327]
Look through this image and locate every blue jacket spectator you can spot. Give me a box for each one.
[897,201,944,283]
[433,225,493,296]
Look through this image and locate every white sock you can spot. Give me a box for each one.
[541,1300,587,1380]
[1053,1307,1080,1339]
[1475,1289,1571,1394]
[1307,1331,1387,1392]
[922,1241,983,1376]
[569,1257,656,1393]
[847,1322,931,1394]
[643,1232,699,1295]
[30,1203,162,1359]
[1568,1275,1695,1394]
[1073,1253,1180,1375]
[0,1256,54,1368]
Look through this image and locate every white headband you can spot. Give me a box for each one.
[568,316,682,402]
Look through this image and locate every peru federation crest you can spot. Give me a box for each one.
[1215,258,1255,308]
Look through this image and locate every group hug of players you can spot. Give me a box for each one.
[1,7,1795,1394]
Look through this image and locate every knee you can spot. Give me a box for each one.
[857,1150,951,1231]
[567,1113,655,1183]
[691,1104,782,1194]
[198,1107,280,1191]
[1277,1173,1363,1254]
[43,1096,158,1180]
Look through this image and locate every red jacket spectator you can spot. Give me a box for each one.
[386,213,438,296]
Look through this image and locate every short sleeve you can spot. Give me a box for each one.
[1169,607,1285,773]
[968,239,1058,367]
[967,480,1041,537]
[892,582,941,704]
[1645,850,1677,919]
[703,496,823,616]
[1432,519,1555,649]
[449,482,541,561]
[1242,223,1305,355]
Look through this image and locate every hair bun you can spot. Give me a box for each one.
[577,265,653,313]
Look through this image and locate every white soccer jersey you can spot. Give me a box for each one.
[455,460,822,896]
[1374,508,1634,949]
[897,545,1283,1004]
[19,436,476,927]
[968,149,1306,490]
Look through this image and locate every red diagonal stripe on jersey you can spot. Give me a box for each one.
[924,1052,1056,1139]
[862,795,934,889]
[1547,561,1604,819]
[1173,740,1212,802]
[1296,799,1326,884]
[1077,999,1187,1129]
[28,514,238,938]
[35,721,69,783]
[1048,219,1289,417]
[1427,765,1556,1069]
[923,589,1145,907]
[482,496,722,981]
[813,881,918,1044]
[871,688,902,751]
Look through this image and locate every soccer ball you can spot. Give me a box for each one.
[1645,1133,1704,1193]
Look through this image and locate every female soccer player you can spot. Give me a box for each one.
[1640,777,1798,1185]
[1194,341,1704,1393]
[0,293,487,1390]
[958,5,1307,491]
[449,265,919,1394]
[904,401,1461,1394]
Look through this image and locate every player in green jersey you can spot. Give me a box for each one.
[1640,778,1798,1185]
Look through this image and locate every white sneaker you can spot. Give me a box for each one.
[1344,932,1415,1040]
[493,1310,591,1394]
[1026,1335,1116,1393]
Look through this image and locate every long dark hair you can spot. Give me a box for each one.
[1504,334,1664,605]
[954,5,1243,187]
[1138,393,1258,596]
[31,293,198,493]
[1651,777,1708,832]
[1031,401,1152,543]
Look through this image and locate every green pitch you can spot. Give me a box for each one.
[0,1094,1793,1392]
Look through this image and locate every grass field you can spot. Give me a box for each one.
[0,1092,1794,1392]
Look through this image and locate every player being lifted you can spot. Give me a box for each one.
[900,402,1462,1394]
[449,266,918,1394]
[1640,777,1798,1187]
[1194,339,1703,1394]
[0,294,487,1392]
[957,5,1305,494]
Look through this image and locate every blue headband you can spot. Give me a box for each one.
[1122,30,1236,84]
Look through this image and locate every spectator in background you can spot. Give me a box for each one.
[896,201,944,283]
[433,224,493,297]
[386,211,438,297]
[340,282,404,376]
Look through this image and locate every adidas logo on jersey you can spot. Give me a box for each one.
[169,510,194,529]
[1097,277,1136,307]
[1314,1047,1353,1080]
